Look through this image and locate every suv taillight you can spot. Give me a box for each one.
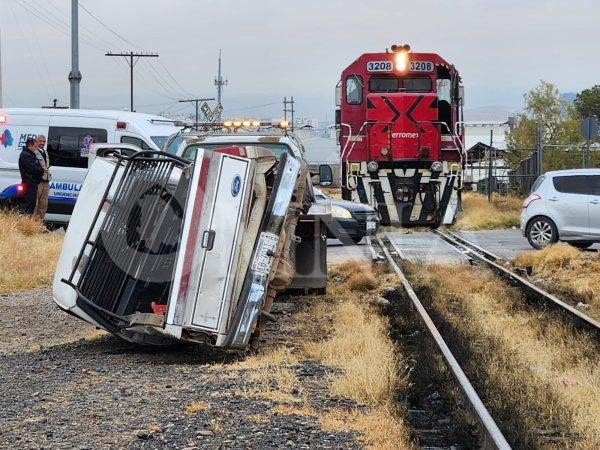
[523,193,541,208]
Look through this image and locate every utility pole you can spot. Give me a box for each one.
[214,49,227,120]
[283,97,295,131]
[178,97,215,127]
[0,23,3,108]
[105,51,159,111]
[68,0,82,109]
[487,129,493,202]
[535,123,543,175]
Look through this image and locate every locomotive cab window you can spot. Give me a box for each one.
[402,77,432,92]
[346,75,363,105]
[369,77,399,93]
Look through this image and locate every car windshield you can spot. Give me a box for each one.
[530,175,545,193]
[182,143,292,161]
[150,136,169,149]
[313,188,329,201]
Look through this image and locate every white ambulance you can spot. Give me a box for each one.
[0,108,181,222]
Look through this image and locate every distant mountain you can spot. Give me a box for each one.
[463,105,521,122]
[561,92,577,102]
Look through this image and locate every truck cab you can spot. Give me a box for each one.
[53,131,331,350]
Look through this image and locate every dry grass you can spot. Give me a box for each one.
[0,211,63,293]
[453,191,521,230]
[320,407,412,450]
[300,262,414,448]
[184,401,210,415]
[409,263,600,448]
[247,413,269,424]
[513,244,600,321]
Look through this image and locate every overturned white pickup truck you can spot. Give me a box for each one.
[53,133,331,349]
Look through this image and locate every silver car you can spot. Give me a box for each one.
[521,169,600,249]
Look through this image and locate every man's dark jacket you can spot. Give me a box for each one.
[19,149,44,184]
[18,149,44,214]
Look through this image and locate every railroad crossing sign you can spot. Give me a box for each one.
[201,102,223,123]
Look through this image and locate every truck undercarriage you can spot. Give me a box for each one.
[54,141,325,350]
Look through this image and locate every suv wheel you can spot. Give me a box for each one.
[526,217,558,249]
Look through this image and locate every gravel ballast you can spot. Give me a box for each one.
[0,289,360,449]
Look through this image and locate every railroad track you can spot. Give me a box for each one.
[431,229,600,334]
[373,235,511,450]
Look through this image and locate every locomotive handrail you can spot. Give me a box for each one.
[342,121,369,189]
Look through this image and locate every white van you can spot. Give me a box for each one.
[0,108,181,223]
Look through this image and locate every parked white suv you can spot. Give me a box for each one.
[521,169,600,249]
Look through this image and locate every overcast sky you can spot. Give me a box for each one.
[1,0,599,120]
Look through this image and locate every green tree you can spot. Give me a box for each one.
[574,85,600,119]
[505,80,581,169]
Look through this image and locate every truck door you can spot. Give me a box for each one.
[166,148,252,338]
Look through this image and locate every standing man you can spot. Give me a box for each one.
[33,135,50,219]
[18,138,44,215]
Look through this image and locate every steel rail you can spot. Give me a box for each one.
[432,229,600,333]
[374,235,511,450]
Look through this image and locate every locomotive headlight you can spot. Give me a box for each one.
[367,161,379,173]
[395,51,408,72]
[431,161,444,172]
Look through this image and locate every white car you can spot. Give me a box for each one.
[0,108,181,223]
[521,169,600,249]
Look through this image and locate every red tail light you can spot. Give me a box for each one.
[117,121,127,129]
[523,193,541,208]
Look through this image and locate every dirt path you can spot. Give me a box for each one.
[0,291,360,449]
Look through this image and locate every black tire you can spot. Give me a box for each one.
[568,241,594,250]
[526,216,558,250]
[339,235,363,245]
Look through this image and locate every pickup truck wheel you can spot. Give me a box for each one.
[526,217,558,249]
[568,241,593,250]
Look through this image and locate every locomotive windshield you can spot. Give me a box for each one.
[368,76,432,93]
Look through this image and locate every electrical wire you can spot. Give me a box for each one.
[13,0,105,51]
[79,2,145,50]
[155,60,197,98]
[8,0,53,101]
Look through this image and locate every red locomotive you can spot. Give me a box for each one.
[336,44,465,226]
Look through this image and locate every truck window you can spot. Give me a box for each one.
[121,136,152,150]
[369,76,399,93]
[183,143,292,161]
[346,75,363,104]
[48,127,108,168]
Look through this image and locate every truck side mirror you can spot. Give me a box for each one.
[335,109,341,127]
[318,164,333,186]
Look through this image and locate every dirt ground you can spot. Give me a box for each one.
[0,290,361,449]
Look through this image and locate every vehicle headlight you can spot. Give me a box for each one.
[367,161,379,173]
[431,160,443,172]
[331,205,353,219]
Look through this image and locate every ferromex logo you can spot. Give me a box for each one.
[391,132,419,139]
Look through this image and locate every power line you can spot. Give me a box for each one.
[80,2,145,50]
[13,0,105,51]
[156,60,196,98]
[8,0,52,100]
[141,59,184,99]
